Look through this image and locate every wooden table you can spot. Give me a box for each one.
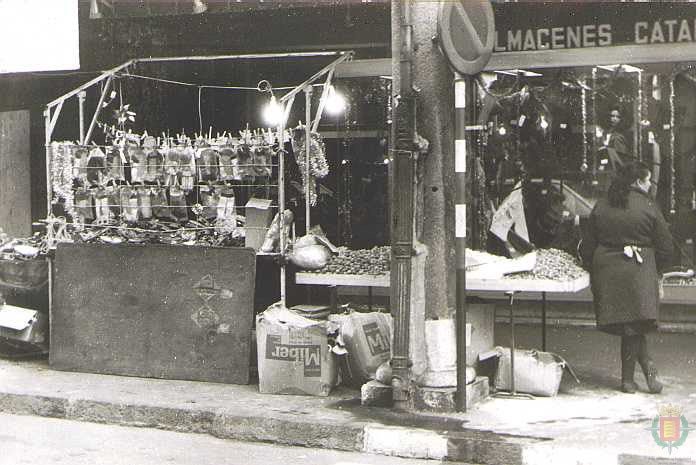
[466,273,589,397]
[295,272,389,312]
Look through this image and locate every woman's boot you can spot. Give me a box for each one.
[637,334,663,394]
[620,335,639,393]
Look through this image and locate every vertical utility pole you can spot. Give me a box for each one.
[390,0,416,411]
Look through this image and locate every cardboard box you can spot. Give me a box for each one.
[0,304,47,345]
[256,305,337,396]
[244,198,274,251]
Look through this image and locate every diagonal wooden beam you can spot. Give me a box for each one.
[47,100,64,142]
[280,52,353,104]
[311,67,334,133]
[84,74,114,145]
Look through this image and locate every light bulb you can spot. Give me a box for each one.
[192,0,208,14]
[540,115,549,130]
[498,126,507,136]
[263,95,284,126]
[325,86,346,115]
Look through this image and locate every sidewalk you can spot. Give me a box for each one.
[0,324,695,465]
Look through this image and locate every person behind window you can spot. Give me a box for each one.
[598,108,631,171]
[580,161,673,394]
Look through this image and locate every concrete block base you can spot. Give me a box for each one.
[361,377,490,412]
[361,380,393,407]
[413,376,489,412]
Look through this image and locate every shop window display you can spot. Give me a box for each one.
[475,64,696,272]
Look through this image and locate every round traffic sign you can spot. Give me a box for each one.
[438,0,495,75]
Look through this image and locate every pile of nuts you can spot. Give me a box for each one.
[309,246,390,275]
[508,248,586,282]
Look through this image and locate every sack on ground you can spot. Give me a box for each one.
[330,312,392,387]
[489,346,579,397]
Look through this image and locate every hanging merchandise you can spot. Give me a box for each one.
[253,144,273,178]
[129,145,146,183]
[137,186,152,220]
[106,146,125,181]
[105,185,121,219]
[86,147,107,185]
[169,185,189,223]
[152,186,173,221]
[164,148,181,186]
[472,157,491,250]
[199,185,220,221]
[218,145,240,181]
[236,142,255,178]
[145,145,165,183]
[74,188,95,222]
[198,146,220,182]
[93,189,111,223]
[119,186,139,223]
[73,146,90,185]
[179,147,196,192]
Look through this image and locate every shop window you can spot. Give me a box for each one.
[476,63,696,268]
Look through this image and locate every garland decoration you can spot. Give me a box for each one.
[291,127,329,206]
[637,70,643,161]
[50,141,77,219]
[591,67,598,183]
[581,82,588,173]
[670,78,676,215]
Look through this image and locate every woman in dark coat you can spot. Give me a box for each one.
[580,161,673,394]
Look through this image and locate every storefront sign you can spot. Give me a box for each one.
[493,3,696,53]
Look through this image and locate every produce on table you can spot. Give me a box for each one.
[307,246,390,275]
[507,248,586,281]
[306,247,588,281]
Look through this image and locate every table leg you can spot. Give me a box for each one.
[542,291,547,352]
[329,285,338,314]
[494,291,534,400]
[509,291,516,395]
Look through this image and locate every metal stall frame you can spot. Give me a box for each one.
[44,50,354,308]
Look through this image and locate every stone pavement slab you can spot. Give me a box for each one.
[1,317,695,465]
[1,355,695,465]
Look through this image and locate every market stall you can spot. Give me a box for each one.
[42,51,353,383]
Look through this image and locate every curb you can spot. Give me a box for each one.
[1,391,694,465]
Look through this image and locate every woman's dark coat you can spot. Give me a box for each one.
[580,188,673,334]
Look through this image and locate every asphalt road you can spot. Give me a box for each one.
[0,413,474,465]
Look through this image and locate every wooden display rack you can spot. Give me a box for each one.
[44,50,355,310]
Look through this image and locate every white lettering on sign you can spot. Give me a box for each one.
[495,24,612,52]
[635,19,696,44]
[495,18,696,52]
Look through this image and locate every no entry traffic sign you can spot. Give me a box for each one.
[438,0,495,75]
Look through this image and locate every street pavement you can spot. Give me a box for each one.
[0,413,473,465]
[0,323,694,465]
